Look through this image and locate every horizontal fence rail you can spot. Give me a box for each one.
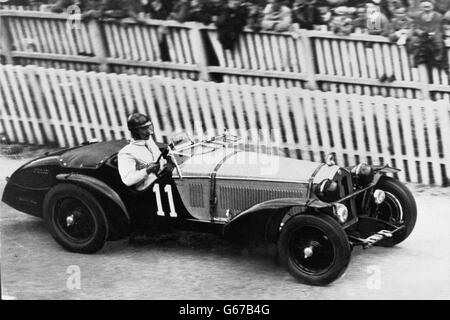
[0,64,449,186]
[0,4,42,11]
[2,10,450,100]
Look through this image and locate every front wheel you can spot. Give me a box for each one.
[369,176,417,246]
[43,184,108,254]
[277,213,351,286]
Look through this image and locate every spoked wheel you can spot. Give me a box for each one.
[368,176,417,247]
[289,227,335,275]
[43,184,108,254]
[278,213,351,286]
[54,198,97,244]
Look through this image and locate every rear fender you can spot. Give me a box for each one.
[56,173,130,240]
[223,198,333,243]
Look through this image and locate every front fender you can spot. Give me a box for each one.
[223,198,333,242]
[56,173,130,240]
[372,164,401,174]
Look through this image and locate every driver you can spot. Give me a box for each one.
[118,113,166,188]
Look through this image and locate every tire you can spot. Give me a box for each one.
[43,183,108,254]
[370,176,417,247]
[277,213,351,286]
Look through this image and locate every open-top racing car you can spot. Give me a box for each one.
[2,132,417,285]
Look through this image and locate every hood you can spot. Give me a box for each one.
[178,150,339,183]
[217,152,339,183]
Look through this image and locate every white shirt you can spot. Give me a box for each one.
[118,138,161,187]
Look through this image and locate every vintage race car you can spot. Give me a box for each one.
[2,132,417,285]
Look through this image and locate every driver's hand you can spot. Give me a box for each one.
[146,162,160,175]
[159,158,167,168]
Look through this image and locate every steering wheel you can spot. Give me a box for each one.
[157,144,183,180]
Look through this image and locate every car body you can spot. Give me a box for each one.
[2,133,417,285]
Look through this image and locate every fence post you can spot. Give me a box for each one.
[0,15,14,65]
[88,19,109,73]
[417,64,430,100]
[300,30,317,90]
[187,22,209,81]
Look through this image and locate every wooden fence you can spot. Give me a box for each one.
[0,64,449,186]
[2,10,450,101]
[0,4,43,11]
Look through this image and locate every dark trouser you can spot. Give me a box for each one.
[410,33,448,71]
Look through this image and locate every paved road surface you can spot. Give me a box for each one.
[1,153,449,300]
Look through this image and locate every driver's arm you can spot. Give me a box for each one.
[118,152,152,187]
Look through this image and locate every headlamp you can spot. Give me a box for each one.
[373,189,386,205]
[315,179,339,202]
[333,203,348,224]
[351,163,374,186]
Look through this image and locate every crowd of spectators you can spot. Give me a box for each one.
[1,0,450,71]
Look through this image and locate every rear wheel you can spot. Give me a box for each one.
[277,213,351,286]
[369,176,417,246]
[43,184,108,254]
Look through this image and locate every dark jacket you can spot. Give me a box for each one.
[168,1,191,22]
[292,3,322,30]
[143,0,172,20]
[184,4,212,24]
[215,5,249,50]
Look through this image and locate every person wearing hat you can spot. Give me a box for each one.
[329,6,355,35]
[409,0,448,70]
[365,1,391,36]
[261,0,293,32]
[118,113,166,188]
[389,6,414,45]
[291,0,323,30]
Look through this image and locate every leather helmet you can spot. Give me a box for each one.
[127,113,152,131]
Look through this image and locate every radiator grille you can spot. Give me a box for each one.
[189,184,204,208]
[218,185,303,211]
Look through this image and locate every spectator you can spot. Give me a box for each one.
[365,1,391,36]
[329,6,355,35]
[444,9,450,37]
[410,0,448,71]
[80,0,108,20]
[261,0,292,32]
[434,0,450,14]
[49,0,75,12]
[184,0,213,24]
[168,0,191,22]
[49,0,106,17]
[374,0,394,19]
[352,3,368,31]
[317,4,333,26]
[388,0,410,13]
[291,0,323,30]
[144,0,172,20]
[96,0,144,20]
[246,1,264,31]
[316,0,346,6]
[389,6,414,45]
[216,0,249,50]
[204,0,225,23]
